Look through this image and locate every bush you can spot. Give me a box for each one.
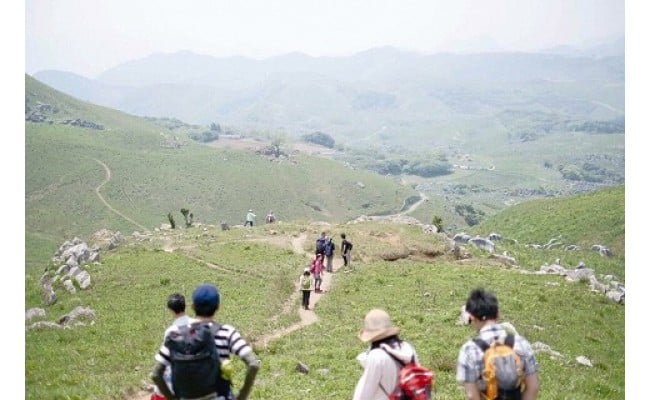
[302,131,335,148]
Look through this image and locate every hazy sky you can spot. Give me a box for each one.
[25,0,624,78]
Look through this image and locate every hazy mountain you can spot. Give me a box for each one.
[31,40,624,149]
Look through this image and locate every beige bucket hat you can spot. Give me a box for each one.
[358,308,400,342]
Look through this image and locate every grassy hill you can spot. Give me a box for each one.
[25,75,624,399]
[24,186,625,399]
[25,75,418,267]
[469,185,625,255]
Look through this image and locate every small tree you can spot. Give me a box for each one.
[167,212,176,229]
[431,215,444,233]
[180,208,193,227]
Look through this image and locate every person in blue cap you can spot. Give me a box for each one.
[152,284,261,400]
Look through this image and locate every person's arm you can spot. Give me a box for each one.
[462,382,481,400]
[522,372,539,400]
[236,351,261,400]
[352,361,383,400]
[151,362,177,400]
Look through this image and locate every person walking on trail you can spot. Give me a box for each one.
[151,284,261,400]
[151,293,195,400]
[341,233,353,267]
[299,268,314,310]
[315,231,328,255]
[352,308,420,400]
[265,210,275,224]
[456,288,539,400]
[244,210,256,227]
[310,253,325,292]
[324,237,335,273]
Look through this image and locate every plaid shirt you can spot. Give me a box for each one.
[456,323,539,390]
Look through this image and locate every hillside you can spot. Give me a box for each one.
[24,185,625,399]
[31,46,625,233]
[469,185,625,256]
[25,75,419,267]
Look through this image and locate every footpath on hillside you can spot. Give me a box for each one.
[130,232,345,400]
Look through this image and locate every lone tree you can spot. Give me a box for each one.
[431,215,444,232]
[180,208,193,227]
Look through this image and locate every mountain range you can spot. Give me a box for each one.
[31,39,624,151]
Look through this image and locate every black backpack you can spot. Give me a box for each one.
[165,321,231,399]
[316,238,327,254]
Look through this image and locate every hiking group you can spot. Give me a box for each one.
[299,231,351,306]
[149,256,538,400]
[353,288,539,400]
[150,284,261,400]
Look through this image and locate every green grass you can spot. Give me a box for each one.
[25,200,625,399]
[26,75,417,259]
[25,75,625,399]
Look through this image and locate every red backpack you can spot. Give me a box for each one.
[381,350,435,400]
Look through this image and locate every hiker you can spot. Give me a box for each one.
[352,308,420,400]
[265,210,275,224]
[315,231,328,255]
[324,237,336,273]
[151,293,195,400]
[244,209,256,227]
[151,284,261,400]
[341,233,353,267]
[456,288,539,400]
[310,253,324,292]
[299,268,314,310]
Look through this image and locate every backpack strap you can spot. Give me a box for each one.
[473,337,490,351]
[473,333,516,350]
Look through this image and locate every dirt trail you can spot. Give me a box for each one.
[93,159,148,231]
[251,233,343,348]
[128,232,343,400]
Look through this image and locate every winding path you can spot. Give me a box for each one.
[129,232,343,400]
[93,159,148,232]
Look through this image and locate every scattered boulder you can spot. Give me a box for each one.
[591,244,612,257]
[468,236,496,254]
[453,233,471,244]
[27,321,63,330]
[58,306,96,326]
[25,308,46,322]
[487,232,502,241]
[489,251,517,267]
[531,341,564,360]
[296,362,309,374]
[63,279,76,294]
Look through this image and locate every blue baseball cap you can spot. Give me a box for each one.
[192,284,220,308]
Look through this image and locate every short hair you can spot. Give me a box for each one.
[341,233,346,239]
[167,293,186,314]
[465,288,499,321]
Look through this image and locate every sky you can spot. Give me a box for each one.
[24,0,625,78]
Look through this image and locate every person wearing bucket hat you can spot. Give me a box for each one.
[353,309,420,400]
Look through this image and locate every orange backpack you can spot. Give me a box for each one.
[473,334,524,400]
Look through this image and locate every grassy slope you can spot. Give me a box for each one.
[25,76,625,399]
[25,75,416,269]
[470,185,625,256]
[24,186,625,399]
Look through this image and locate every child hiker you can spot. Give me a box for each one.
[310,253,324,292]
[299,268,314,310]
